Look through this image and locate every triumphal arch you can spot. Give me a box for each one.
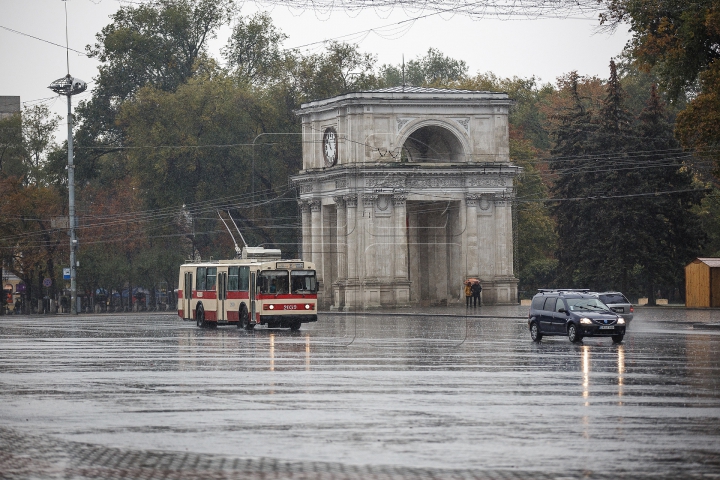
[291,86,519,309]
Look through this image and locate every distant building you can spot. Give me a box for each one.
[291,87,520,310]
[0,96,20,119]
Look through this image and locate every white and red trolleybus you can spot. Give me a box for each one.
[178,257,318,330]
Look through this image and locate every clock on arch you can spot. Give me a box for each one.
[322,127,338,167]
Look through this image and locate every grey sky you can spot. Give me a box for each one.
[1,0,630,140]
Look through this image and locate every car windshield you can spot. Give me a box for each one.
[566,298,611,312]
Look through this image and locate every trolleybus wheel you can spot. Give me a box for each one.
[239,305,254,331]
[196,305,205,328]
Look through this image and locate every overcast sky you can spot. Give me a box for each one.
[1,0,631,138]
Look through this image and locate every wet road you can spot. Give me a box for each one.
[1,306,719,479]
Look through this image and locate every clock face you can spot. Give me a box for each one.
[323,127,338,167]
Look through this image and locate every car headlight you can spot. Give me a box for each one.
[580,318,592,324]
[617,317,625,324]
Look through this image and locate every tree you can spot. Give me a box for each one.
[675,63,720,178]
[379,48,468,87]
[548,71,600,287]
[601,0,720,100]
[549,62,704,299]
[75,0,234,182]
[601,0,720,177]
[222,12,289,85]
[21,105,61,186]
[291,42,378,102]
[0,112,23,177]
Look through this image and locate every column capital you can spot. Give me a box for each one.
[493,193,511,207]
[344,194,358,208]
[362,193,378,207]
[465,193,480,207]
[393,193,407,206]
[298,198,311,212]
[333,195,346,207]
[310,198,322,212]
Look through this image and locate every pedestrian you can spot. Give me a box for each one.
[464,281,472,307]
[471,281,482,307]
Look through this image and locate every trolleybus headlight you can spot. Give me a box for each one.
[269,305,274,310]
[305,304,310,310]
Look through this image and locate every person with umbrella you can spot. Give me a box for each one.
[464,280,472,307]
[469,279,482,307]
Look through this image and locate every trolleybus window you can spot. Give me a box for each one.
[228,266,249,291]
[196,267,217,291]
[291,270,317,294]
[258,270,289,294]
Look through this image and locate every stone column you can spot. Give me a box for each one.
[310,198,322,281]
[466,193,479,277]
[393,192,408,280]
[494,194,511,277]
[334,196,347,281]
[362,193,378,280]
[299,200,311,260]
[345,194,358,280]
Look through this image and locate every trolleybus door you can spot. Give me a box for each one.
[250,271,256,325]
[217,271,227,321]
[183,271,193,320]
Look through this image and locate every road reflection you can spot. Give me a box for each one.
[582,345,590,406]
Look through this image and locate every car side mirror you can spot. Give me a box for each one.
[558,308,567,314]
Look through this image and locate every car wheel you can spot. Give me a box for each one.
[240,305,254,331]
[530,322,542,342]
[196,305,205,328]
[290,321,301,331]
[612,334,624,344]
[568,323,582,343]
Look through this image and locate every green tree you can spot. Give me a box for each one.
[379,48,468,87]
[548,71,599,287]
[0,112,23,177]
[75,0,234,182]
[222,11,289,85]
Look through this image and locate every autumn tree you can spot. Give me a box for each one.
[601,0,720,177]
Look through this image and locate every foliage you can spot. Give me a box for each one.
[675,63,720,178]
[601,0,720,178]
[222,12,289,85]
[0,112,23,177]
[379,48,468,87]
[549,61,704,300]
[75,0,234,183]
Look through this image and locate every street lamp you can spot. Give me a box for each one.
[48,74,86,314]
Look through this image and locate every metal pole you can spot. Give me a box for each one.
[67,94,77,315]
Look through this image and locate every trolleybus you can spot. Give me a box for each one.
[178,256,317,330]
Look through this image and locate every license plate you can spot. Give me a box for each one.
[611,307,623,313]
[599,325,614,330]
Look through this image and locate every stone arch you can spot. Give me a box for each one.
[398,120,469,163]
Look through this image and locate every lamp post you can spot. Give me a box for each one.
[48,74,86,314]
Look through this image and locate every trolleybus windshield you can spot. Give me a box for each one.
[258,270,289,294]
[291,270,317,294]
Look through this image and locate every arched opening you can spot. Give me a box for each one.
[402,125,465,163]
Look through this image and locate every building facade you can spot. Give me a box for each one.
[290,87,520,309]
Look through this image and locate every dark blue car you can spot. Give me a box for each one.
[528,289,626,343]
